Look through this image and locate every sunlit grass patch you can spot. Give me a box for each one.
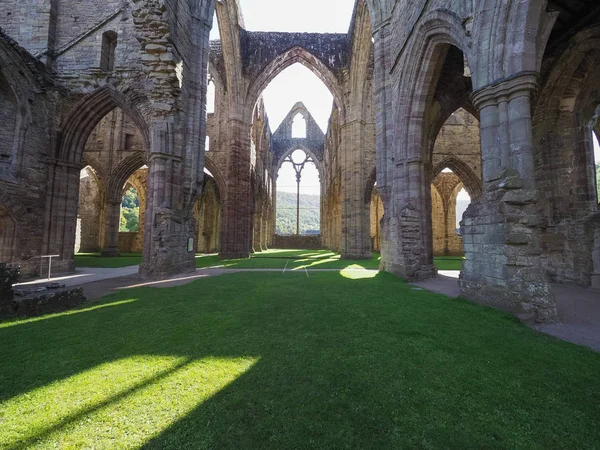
[195,250,381,270]
[0,356,257,449]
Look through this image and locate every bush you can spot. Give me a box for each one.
[0,263,20,293]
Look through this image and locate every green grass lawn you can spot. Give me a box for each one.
[1,272,599,449]
[433,256,465,271]
[75,249,462,272]
[74,253,143,268]
[196,249,381,270]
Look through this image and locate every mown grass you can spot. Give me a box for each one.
[433,256,465,271]
[74,253,143,268]
[1,272,599,449]
[75,249,463,272]
[195,249,381,270]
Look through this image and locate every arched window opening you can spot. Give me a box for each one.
[292,113,307,138]
[276,149,320,235]
[207,78,216,114]
[593,130,600,204]
[442,167,453,173]
[100,31,118,72]
[205,136,210,152]
[120,186,140,232]
[0,71,17,178]
[261,63,333,133]
[456,188,471,234]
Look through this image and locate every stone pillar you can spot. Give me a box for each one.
[460,74,557,323]
[101,200,121,257]
[220,118,253,259]
[591,217,600,289]
[380,158,437,281]
[139,121,197,279]
[43,160,81,274]
[340,121,372,260]
[252,205,262,253]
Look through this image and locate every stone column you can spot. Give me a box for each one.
[340,121,372,260]
[590,217,600,289]
[43,160,81,274]
[381,158,437,281]
[139,121,197,279]
[253,204,262,253]
[460,73,557,323]
[101,200,121,257]
[220,118,253,259]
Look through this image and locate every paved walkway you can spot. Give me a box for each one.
[15,266,140,288]
[413,271,600,352]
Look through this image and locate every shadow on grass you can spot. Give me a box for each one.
[1,272,599,449]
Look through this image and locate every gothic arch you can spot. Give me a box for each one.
[0,36,40,178]
[277,145,323,176]
[58,86,151,164]
[471,0,557,90]
[246,46,345,120]
[204,155,226,199]
[107,152,148,203]
[392,12,472,161]
[431,157,482,200]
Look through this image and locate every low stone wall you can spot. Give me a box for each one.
[1,287,86,318]
[272,235,323,249]
[118,232,143,253]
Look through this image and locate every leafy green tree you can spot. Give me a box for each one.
[120,188,140,232]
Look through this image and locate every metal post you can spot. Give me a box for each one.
[296,172,301,236]
[48,255,52,280]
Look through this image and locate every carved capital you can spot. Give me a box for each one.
[471,72,539,110]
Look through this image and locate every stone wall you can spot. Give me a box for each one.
[272,235,322,250]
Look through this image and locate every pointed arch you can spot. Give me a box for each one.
[277,145,323,177]
[204,155,226,200]
[364,166,377,204]
[246,46,345,120]
[59,86,151,164]
[392,11,473,161]
[431,157,482,200]
[107,152,148,202]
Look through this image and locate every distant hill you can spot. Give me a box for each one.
[276,191,320,235]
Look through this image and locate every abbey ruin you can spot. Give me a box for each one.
[1,0,599,323]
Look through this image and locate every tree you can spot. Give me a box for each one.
[119,188,140,232]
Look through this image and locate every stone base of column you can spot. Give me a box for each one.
[459,181,557,323]
[139,212,196,280]
[381,260,437,282]
[379,211,437,282]
[101,248,120,257]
